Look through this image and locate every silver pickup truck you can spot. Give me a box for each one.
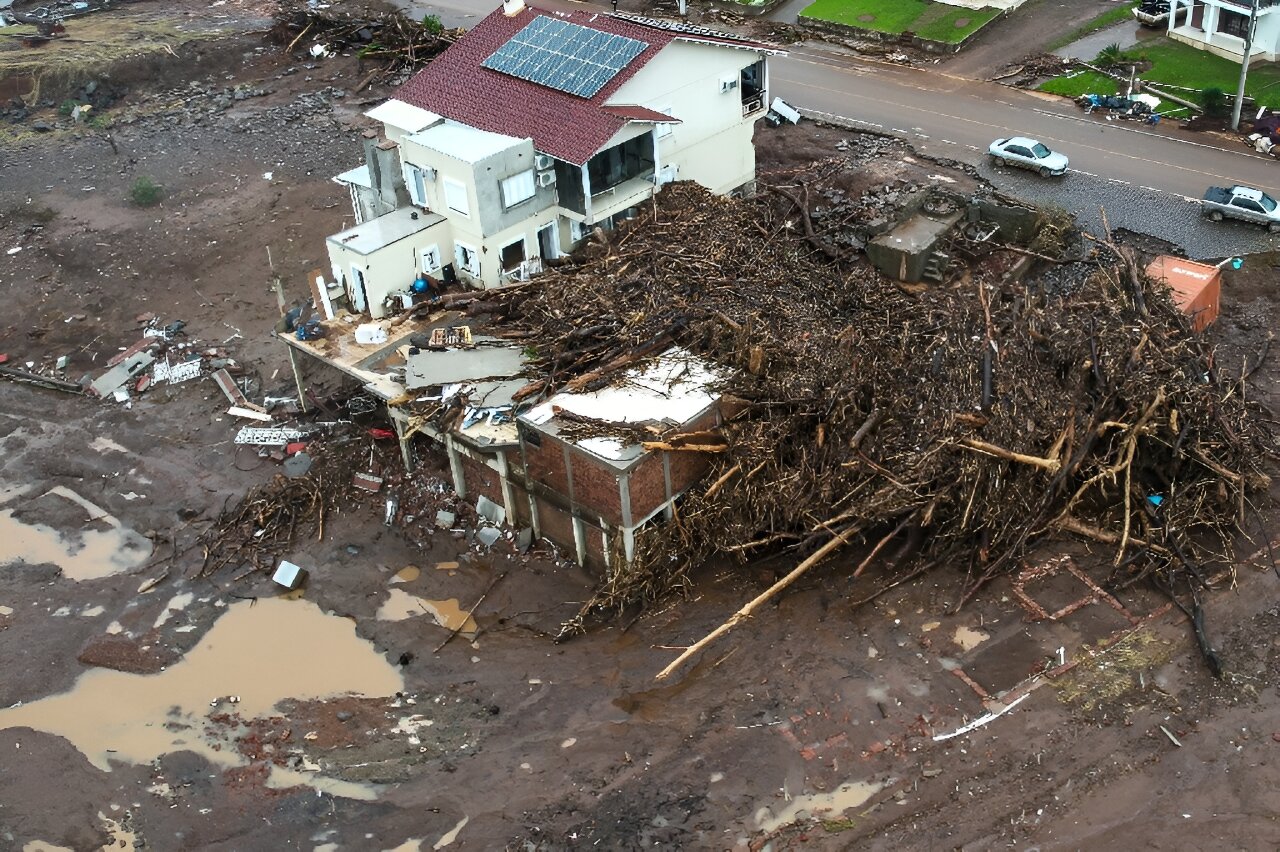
[1202,185,1280,232]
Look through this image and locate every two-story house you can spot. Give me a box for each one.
[1168,0,1280,63]
[323,0,781,318]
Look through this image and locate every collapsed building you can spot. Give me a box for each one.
[279,7,1266,673]
[284,4,778,568]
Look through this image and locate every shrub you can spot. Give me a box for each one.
[58,99,79,116]
[129,176,163,207]
[1096,43,1125,66]
[421,14,443,34]
[1200,86,1229,118]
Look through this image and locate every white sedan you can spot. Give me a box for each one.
[988,137,1069,177]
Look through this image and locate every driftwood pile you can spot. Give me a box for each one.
[474,181,1271,675]
[270,3,460,84]
[197,473,327,580]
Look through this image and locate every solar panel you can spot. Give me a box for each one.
[482,17,649,99]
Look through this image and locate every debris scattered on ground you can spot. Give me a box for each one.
[453,179,1270,679]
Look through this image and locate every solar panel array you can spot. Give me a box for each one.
[482,17,649,100]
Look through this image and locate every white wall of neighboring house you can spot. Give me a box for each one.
[1170,1,1280,63]
[396,124,562,289]
[326,211,454,319]
[609,40,767,196]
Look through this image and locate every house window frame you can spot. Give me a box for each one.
[1219,9,1249,38]
[454,241,481,277]
[403,162,429,207]
[420,243,442,273]
[443,177,470,217]
[500,169,537,208]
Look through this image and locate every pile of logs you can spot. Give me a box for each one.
[271,3,461,83]
[196,473,327,580]
[469,181,1271,676]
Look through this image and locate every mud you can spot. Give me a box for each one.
[0,1,1278,850]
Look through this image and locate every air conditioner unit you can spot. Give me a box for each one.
[534,153,554,170]
[536,170,556,188]
[720,77,738,92]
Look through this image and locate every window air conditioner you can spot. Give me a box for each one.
[720,77,738,92]
[534,153,554,170]
[536,170,556,187]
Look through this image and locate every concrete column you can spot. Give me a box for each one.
[581,163,594,225]
[572,516,587,567]
[619,475,633,529]
[285,345,310,415]
[446,435,466,498]
[622,527,635,564]
[662,453,674,522]
[651,126,662,190]
[391,409,413,473]
[496,450,517,525]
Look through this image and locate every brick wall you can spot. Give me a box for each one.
[625,404,722,522]
[520,426,569,496]
[567,450,622,526]
[457,453,504,510]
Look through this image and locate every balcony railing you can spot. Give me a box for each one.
[742,94,765,116]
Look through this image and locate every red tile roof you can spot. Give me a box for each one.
[604,105,680,123]
[395,6,771,166]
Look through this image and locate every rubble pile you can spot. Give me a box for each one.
[270,3,462,82]
[480,183,1270,663]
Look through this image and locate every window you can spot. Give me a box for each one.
[1234,198,1263,213]
[500,170,536,208]
[402,162,429,207]
[420,244,441,273]
[1030,143,1051,158]
[1007,145,1031,158]
[570,220,587,242]
[443,177,469,216]
[454,242,480,277]
[1219,9,1249,38]
[1261,193,1278,213]
[656,106,673,139]
[500,238,526,272]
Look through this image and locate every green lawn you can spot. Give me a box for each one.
[800,0,1000,44]
[1038,36,1280,110]
[1045,1,1138,52]
[1038,70,1119,99]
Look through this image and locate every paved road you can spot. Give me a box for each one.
[391,0,1280,254]
[774,44,1280,255]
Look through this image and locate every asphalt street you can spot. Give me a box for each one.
[393,0,1280,256]
[773,45,1280,256]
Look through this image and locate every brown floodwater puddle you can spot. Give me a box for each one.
[754,778,886,833]
[0,484,152,581]
[377,589,477,635]
[0,597,403,793]
[391,565,421,583]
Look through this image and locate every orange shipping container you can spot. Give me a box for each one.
[1144,255,1221,333]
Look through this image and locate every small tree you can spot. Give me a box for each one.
[1200,86,1229,118]
[421,14,443,34]
[129,176,163,207]
[1095,43,1123,66]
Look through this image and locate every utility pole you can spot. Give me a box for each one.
[1231,0,1261,131]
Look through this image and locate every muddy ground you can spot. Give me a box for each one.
[2,3,1279,851]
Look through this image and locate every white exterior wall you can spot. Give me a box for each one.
[1170,1,1280,62]
[372,135,565,291]
[608,40,767,195]
[326,222,453,319]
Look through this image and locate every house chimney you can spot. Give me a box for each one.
[502,0,525,17]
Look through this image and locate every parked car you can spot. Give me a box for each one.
[1134,0,1188,28]
[1202,184,1280,232]
[988,137,1069,177]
